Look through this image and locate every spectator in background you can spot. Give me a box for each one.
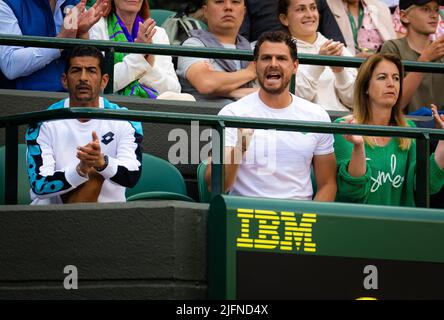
[334,53,444,207]
[0,0,108,91]
[176,0,257,105]
[316,0,346,44]
[205,31,337,201]
[381,0,444,112]
[319,0,396,56]
[239,0,283,42]
[89,0,181,98]
[26,45,143,205]
[278,0,357,111]
[393,3,444,39]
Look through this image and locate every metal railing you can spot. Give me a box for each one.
[1,108,443,207]
[1,35,444,207]
[2,35,444,94]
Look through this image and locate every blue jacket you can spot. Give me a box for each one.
[3,0,79,91]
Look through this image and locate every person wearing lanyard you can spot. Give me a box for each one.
[346,0,364,52]
[318,0,396,56]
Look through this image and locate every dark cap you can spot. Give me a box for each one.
[399,0,441,10]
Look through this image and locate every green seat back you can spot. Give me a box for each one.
[126,153,194,202]
[86,0,96,8]
[0,144,31,205]
[197,160,212,203]
[196,162,318,202]
[150,9,176,26]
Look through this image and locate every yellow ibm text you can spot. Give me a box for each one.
[236,209,317,253]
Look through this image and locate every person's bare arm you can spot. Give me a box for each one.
[341,118,367,177]
[204,147,243,193]
[432,104,444,169]
[186,61,256,96]
[205,129,253,193]
[313,153,337,202]
[226,87,259,99]
[400,36,444,109]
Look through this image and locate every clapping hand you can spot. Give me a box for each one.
[59,0,108,39]
[76,131,105,175]
[319,40,345,73]
[135,18,157,65]
[419,34,444,62]
[77,0,109,38]
[341,117,364,146]
[432,104,444,129]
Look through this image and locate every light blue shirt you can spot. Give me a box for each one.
[0,0,66,80]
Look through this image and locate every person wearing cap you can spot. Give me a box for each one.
[381,0,444,113]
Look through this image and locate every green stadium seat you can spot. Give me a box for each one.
[0,144,31,205]
[197,160,212,203]
[150,9,175,27]
[196,161,318,202]
[86,0,96,8]
[126,152,194,202]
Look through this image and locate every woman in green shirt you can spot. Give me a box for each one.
[334,53,444,207]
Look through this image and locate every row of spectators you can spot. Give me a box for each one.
[1,0,444,114]
[1,0,444,208]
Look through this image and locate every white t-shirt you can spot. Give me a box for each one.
[219,92,334,200]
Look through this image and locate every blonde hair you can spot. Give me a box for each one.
[399,5,417,28]
[353,53,411,150]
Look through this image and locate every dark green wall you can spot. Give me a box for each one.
[0,201,209,299]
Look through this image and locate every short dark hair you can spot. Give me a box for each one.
[254,31,298,61]
[277,0,292,16]
[64,45,105,74]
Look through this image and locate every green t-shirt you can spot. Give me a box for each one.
[334,118,444,207]
[380,37,444,113]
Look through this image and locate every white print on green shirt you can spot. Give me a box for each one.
[370,154,405,193]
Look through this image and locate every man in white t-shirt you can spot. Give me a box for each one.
[205,31,337,201]
[176,0,258,105]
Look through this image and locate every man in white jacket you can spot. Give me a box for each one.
[26,45,143,204]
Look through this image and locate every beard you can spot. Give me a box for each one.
[257,75,291,95]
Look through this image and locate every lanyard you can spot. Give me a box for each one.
[347,6,364,50]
